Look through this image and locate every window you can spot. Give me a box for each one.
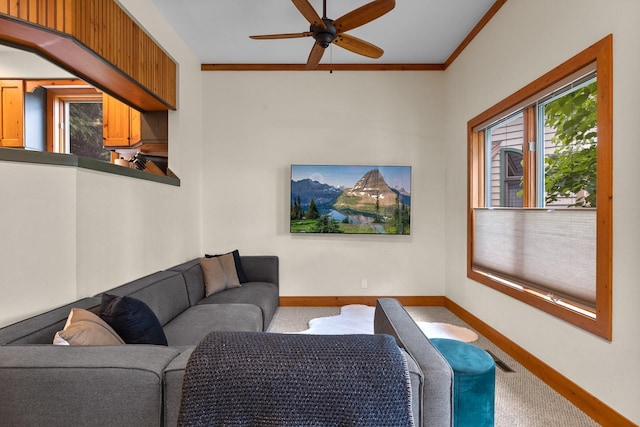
[500,148,523,207]
[467,35,612,339]
[65,101,110,161]
[47,87,112,162]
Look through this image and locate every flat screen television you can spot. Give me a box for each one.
[290,164,411,235]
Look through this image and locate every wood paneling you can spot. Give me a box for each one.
[0,0,71,33]
[70,0,176,108]
[0,0,176,111]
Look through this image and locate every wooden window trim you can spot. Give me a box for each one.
[522,106,537,206]
[45,85,101,153]
[467,35,613,340]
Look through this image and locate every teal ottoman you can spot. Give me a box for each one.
[431,338,495,427]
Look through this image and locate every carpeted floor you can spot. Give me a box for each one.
[268,306,600,427]
[291,304,480,342]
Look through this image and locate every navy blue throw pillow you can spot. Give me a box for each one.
[205,249,248,283]
[99,294,168,346]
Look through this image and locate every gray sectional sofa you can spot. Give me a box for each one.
[0,255,279,426]
[0,254,454,427]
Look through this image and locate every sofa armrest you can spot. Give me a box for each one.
[374,298,454,427]
[240,255,279,286]
[0,345,180,426]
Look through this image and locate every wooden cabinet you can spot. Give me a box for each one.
[102,93,168,154]
[0,80,24,147]
[102,93,140,147]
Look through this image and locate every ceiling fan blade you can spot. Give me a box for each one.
[333,0,395,33]
[250,32,312,40]
[292,0,326,29]
[306,42,325,69]
[333,34,383,58]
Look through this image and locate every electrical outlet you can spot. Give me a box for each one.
[360,278,368,289]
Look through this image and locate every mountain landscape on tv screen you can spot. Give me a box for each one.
[291,168,410,234]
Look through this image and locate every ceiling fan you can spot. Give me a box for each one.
[249,0,395,69]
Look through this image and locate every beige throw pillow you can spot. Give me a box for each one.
[217,252,241,288]
[200,253,241,296]
[53,308,125,346]
[201,257,227,296]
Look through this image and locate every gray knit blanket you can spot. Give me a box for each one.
[178,331,414,427]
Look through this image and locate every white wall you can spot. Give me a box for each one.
[0,0,204,326]
[0,50,75,78]
[0,162,77,323]
[201,71,446,297]
[443,0,640,422]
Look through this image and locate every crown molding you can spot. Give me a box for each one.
[201,63,444,71]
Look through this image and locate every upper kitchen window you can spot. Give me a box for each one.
[43,86,109,161]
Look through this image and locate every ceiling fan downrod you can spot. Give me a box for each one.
[312,0,336,48]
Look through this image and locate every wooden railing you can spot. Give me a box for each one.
[0,0,72,31]
[0,0,176,111]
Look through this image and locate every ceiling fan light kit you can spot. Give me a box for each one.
[249,0,395,69]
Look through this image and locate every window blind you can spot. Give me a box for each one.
[472,208,596,309]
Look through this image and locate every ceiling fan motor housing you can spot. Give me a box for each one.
[311,18,336,48]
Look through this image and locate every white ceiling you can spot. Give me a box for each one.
[150,0,497,65]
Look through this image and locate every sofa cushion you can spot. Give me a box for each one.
[53,308,124,346]
[167,256,279,308]
[238,256,279,285]
[0,345,180,426]
[167,259,205,305]
[197,282,279,331]
[100,294,168,346]
[163,304,263,346]
[104,270,190,326]
[205,249,248,283]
